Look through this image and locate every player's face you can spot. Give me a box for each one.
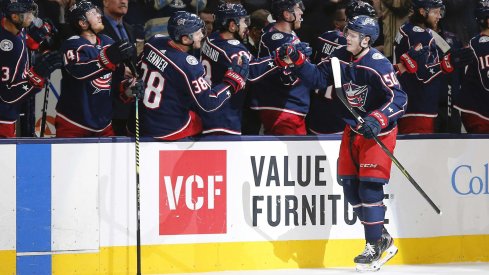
[292,3,304,29]
[85,8,104,33]
[425,7,443,29]
[18,11,35,28]
[237,16,250,40]
[344,29,365,54]
[190,28,205,49]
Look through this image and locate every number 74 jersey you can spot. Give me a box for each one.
[138,35,236,138]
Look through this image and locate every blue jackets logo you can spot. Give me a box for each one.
[451,164,489,195]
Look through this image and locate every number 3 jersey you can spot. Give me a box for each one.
[138,35,235,138]
[454,34,489,120]
[293,46,407,133]
[57,34,117,131]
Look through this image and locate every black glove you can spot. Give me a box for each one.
[99,39,136,71]
[223,55,249,93]
[26,18,57,50]
[441,47,474,73]
[28,51,63,87]
[131,79,145,100]
[281,43,306,67]
[295,42,312,58]
[356,116,381,139]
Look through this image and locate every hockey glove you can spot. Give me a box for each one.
[274,44,290,67]
[27,51,63,88]
[283,43,306,67]
[400,44,429,74]
[120,78,145,103]
[441,47,474,73]
[295,42,313,58]
[356,111,388,139]
[26,18,57,50]
[223,55,249,93]
[99,39,136,71]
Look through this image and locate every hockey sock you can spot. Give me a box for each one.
[359,182,385,243]
[342,179,363,221]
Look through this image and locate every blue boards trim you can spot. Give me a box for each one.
[16,144,52,274]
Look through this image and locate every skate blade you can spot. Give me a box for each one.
[355,245,398,272]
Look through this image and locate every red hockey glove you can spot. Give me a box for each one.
[223,56,249,93]
[98,40,136,71]
[284,43,306,67]
[26,18,57,50]
[28,51,63,88]
[356,110,388,139]
[441,47,474,73]
[400,45,429,74]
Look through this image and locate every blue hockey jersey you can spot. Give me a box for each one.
[394,22,443,116]
[199,32,276,134]
[249,24,310,116]
[294,47,407,133]
[308,30,347,134]
[139,35,236,138]
[0,26,41,121]
[57,34,117,131]
[455,34,489,120]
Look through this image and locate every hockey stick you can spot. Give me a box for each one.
[40,77,50,137]
[330,57,442,215]
[125,61,142,275]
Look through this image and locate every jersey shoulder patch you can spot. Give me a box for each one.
[412,26,425,33]
[372,52,384,60]
[228,39,240,45]
[271,33,284,40]
[479,36,489,43]
[0,39,13,51]
[186,55,199,65]
[67,35,81,40]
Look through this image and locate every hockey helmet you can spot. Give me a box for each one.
[215,2,249,28]
[270,0,304,21]
[168,11,205,42]
[67,0,99,28]
[346,1,377,19]
[346,15,379,45]
[476,0,489,26]
[411,0,445,9]
[1,0,37,16]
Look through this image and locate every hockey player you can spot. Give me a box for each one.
[199,2,276,135]
[393,0,472,134]
[138,11,249,140]
[55,0,137,137]
[454,0,489,133]
[278,15,405,271]
[0,0,63,137]
[249,0,310,135]
[308,0,377,135]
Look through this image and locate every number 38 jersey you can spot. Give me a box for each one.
[139,35,234,138]
[455,34,489,120]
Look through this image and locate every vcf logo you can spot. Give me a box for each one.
[159,150,227,235]
[451,163,489,195]
[343,81,368,112]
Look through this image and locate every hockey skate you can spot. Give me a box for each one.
[354,228,398,272]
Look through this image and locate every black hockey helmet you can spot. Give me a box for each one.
[346,15,379,45]
[476,0,489,27]
[270,0,304,21]
[67,0,100,30]
[346,1,377,19]
[168,11,205,42]
[1,0,37,16]
[215,2,249,28]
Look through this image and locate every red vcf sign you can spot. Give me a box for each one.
[159,150,227,235]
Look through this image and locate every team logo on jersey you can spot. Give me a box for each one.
[186,55,198,65]
[343,81,368,112]
[159,150,227,235]
[0,39,13,51]
[412,26,424,32]
[479,36,489,43]
[91,73,111,94]
[372,53,384,60]
[228,39,240,46]
[271,33,284,40]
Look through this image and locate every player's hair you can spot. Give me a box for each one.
[1,0,37,16]
[410,0,445,25]
[345,0,377,20]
